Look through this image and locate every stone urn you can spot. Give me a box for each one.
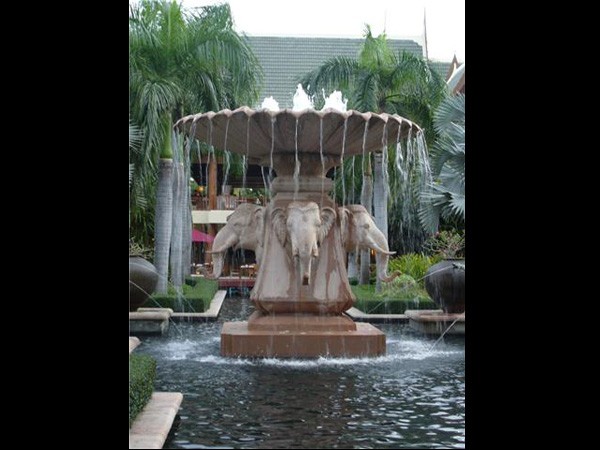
[424,259,465,314]
[129,256,158,311]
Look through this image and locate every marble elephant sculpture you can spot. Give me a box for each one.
[338,204,400,282]
[272,201,337,286]
[206,203,265,279]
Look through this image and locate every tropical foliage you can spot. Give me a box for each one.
[301,26,448,256]
[422,229,465,259]
[300,25,446,143]
[129,0,262,245]
[388,253,443,288]
[418,94,465,233]
[129,121,142,189]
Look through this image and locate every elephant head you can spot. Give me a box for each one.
[206,203,265,278]
[338,204,400,282]
[272,201,336,286]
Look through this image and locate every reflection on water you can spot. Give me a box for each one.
[138,296,465,449]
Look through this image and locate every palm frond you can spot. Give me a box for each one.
[359,25,394,70]
[299,56,360,97]
[129,0,262,241]
[433,93,465,134]
[129,121,142,152]
[353,71,379,111]
[418,94,465,232]
[129,163,134,189]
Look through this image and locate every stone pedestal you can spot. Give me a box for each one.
[250,175,354,315]
[221,311,385,358]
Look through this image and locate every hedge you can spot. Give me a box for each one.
[129,353,157,427]
[351,284,437,314]
[150,277,218,312]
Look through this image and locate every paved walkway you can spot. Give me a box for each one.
[129,392,183,449]
[129,337,184,448]
[129,337,141,354]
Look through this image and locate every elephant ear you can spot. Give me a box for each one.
[318,207,337,243]
[271,207,287,247]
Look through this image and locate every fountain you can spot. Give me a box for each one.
[175,87,422,358]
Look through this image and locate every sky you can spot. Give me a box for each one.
[180,0,465,62]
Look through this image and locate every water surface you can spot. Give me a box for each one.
[138,295,465,449]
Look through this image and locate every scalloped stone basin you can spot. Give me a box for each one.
[176,107,423,357]
[176,107,419,168]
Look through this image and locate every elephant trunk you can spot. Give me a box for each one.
[366,229,400,282]
[206,229,237,278]
[294,243,318,286]
[300,254,312,285]
[375,251,400,282]
[206,253,224,279]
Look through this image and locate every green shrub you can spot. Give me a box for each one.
[388,253,443,288]
[150,278,218,312]
[351,284,436,314]
[129,239,154,262]
[423,230,465,258]
[129,353,157,427]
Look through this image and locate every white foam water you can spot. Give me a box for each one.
[321,89,348,112]
[262,84,347,112]
[261,96,280,111]
[292,84,314,110]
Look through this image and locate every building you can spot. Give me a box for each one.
[246,35,428,108]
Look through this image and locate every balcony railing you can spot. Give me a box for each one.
[192,194,267,211]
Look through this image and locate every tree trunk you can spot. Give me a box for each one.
[359,155,373,285]
[347,251,359,280]
[209,150,217,209]
[182,177,193,277]
[373,151,388,292]
[154,158,174,293]
[170,161,185,288]
[182,135,193,277]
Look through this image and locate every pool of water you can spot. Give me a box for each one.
[137,295,465,449]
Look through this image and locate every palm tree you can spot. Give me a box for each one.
[301,26,447,284]
[300,26,446,141]
[129,0,262,290]
[418,94,465,233]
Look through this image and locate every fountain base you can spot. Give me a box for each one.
[221,311,385,358]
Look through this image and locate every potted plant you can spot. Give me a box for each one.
[423,231,465,314]
[129,241,158,311]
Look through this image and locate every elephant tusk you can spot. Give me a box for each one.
[369,243,396,256]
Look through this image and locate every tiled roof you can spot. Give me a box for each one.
[246,35,427,109]
[428,60,455,79]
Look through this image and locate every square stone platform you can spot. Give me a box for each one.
[221,311,385,358]
[129,308,173,335]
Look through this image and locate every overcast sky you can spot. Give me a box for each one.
[180,0,465,61]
